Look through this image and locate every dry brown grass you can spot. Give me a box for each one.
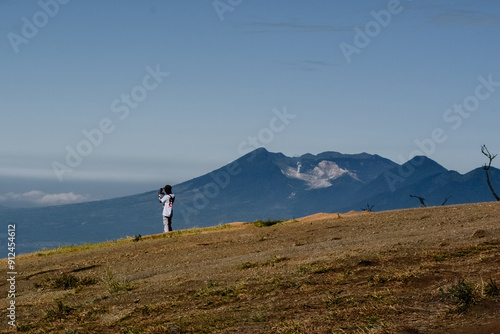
[1,202,500,333]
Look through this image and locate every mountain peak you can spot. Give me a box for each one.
[403,155,447,173]
[253,147,270,154]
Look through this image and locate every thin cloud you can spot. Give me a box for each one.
[0,190,88,207]
[277,59,338,72]
[246,20,351,33]
[431,10,500,26]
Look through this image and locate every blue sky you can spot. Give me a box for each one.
[1,0,500,207]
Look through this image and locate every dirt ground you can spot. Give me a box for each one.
[1,202,500,333]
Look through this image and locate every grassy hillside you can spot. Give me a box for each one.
[1,202,500,333]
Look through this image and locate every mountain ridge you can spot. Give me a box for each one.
[2,147,499,254]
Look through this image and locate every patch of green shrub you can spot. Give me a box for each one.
[51,273,97,290]
[264,255,288,266]
[105,268,132,293]
[253,220,283,227]
[239,261,259,270]
[45,300,74,320]
[441,280,477,313]
[485,278,499,297]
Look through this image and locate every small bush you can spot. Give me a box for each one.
[16,323,34,332]
[441,280,477,313]
[121,327,144,334]
[79,276,98,286]
[45,300,74,320]
[366,314,379,328]
[108,279,132,293]
[253,220,283,227]
[239,261,259,270]
[193,281,240,307]
[485,278,499,297]
[368,270,415,286]
[250,307,269,323]
[433,253,447,262]
[325,290,343,309]
[138,305,155,316]
[296,262,334,275]
[51,273,97,290]
[105,268,132,293]
[52,273,80,290]
[264,255,288,266]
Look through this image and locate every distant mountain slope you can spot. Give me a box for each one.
[344,156,449,209]
[2,148,499,255]
[346,166,500,212]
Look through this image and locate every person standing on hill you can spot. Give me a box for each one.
[158,185,175,232]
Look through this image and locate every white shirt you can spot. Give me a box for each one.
[159,194,175,217]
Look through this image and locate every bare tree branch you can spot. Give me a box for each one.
[410,194,426,207]
[481,145,500,201]
[441,195,451,206]
[361,203,374,212]
[481,144,497,170]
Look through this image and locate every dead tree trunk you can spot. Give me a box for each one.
[481,145,500,201]
[410,194,426,207]
[362,203,374,212]
[441,195,451,206]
